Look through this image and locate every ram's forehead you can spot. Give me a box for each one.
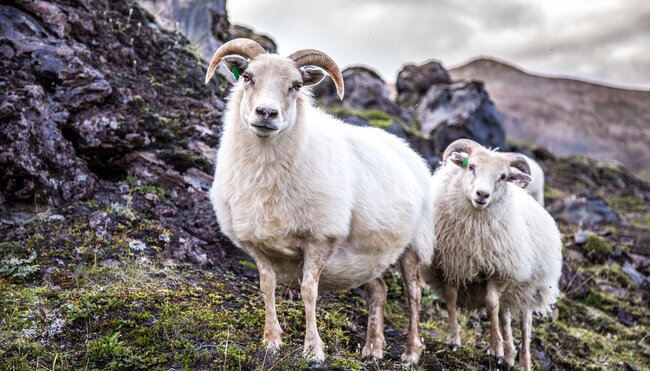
[248,54,301,80]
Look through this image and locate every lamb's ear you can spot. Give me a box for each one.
[507,170,533,188]
[300,67,326,86]
[221,55,249,80]
[449,152,469,168]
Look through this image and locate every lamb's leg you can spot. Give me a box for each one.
[443,283,461,350]
[361,277,387,360]
[485,279,506,362]
[241,244,283,352]
[500,307,516,366]
[520,308,533,371]
[399,249,425,365]
[300,238,339,362]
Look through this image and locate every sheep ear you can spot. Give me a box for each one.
[222,56,249,79]
[449,152,469,168]
[507,171,533,188]
[301,67,326,86]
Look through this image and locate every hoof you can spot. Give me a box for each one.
[446,343,461,351]
[303,339,326,363]
[400,351,421,365]
[263,337,282,353]
[361,344,384,361]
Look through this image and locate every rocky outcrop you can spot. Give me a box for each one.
[139,0,276,60]
[396,60,452,106]
[413,80,506,154]
[0,0,231,264]
[315,62,506,166]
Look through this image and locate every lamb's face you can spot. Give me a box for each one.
[448,150,532,210]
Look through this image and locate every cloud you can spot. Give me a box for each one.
[228,0,650,88]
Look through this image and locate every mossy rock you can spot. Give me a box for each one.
[581,232,613,260]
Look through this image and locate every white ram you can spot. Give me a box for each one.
[205,39,434,364]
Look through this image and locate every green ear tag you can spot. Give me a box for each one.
[231,65,241,80]
[462,158,469,167]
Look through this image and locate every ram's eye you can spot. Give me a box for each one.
[499,173,506,181]
[290,83,302,92]
[468,164,476,172]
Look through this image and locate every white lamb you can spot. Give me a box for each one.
[425,139,562,370]
[205,39,434,364]
[511,154,545,206]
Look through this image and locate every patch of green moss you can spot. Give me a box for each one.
[607,196,646,212]
[237,259,256,270]
[322,106,395,129]
[582,232,613,258]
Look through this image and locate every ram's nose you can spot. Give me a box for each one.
[255,106,278,120]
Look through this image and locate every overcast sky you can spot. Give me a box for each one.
[228,0,650,89]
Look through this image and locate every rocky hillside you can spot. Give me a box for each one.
[1,1,649,370]
[451,58,650,182]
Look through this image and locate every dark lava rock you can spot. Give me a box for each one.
[548,193,622,227]
[0,0,234,264]
[415,81,506,153]
[314,66,404,119]
[396,60,452,105]
[141,0,276,61]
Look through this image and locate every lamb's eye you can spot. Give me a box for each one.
[468,164,476,172]
[499,173,506,181]
[242,73,253,83]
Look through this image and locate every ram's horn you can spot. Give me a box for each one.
[288,49,344,100]
[205,38,266,84]
[442,139,480,161]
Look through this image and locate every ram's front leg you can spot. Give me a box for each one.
[240,243,283,352]
[301,237,339,362]
[399,248,425,365]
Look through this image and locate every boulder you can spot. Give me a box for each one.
[396,60,452,105]
[548,193,622,227]
[414,81,506,154]
[314,66,403,119]
[139,0,276,60]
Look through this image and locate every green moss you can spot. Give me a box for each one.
[322,106,395,129]
[607,196,646,212]
[237,259,256,270]
[582,233,613,258]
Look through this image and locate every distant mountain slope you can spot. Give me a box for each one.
[450,58,650,181]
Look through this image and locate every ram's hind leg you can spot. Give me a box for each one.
[362,277,387,360]
[399,248,425,365]
[300,238,340,362]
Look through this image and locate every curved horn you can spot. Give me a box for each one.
[506,153,531,175]
[204,38,266,84]
[288,49,344,100]
[442,139,480,161]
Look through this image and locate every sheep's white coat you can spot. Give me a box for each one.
[427,158,561,315]
[210,69,434,291]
